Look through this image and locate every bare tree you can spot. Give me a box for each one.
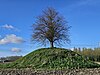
[32,8,71,48]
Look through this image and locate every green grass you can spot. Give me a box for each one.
[0,48,100,70]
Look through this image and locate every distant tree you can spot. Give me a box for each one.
[6,56,22,62]
[32,8,71,48]
[74,47,100,62]
[0,57,6,63]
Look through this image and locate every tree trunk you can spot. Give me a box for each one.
[50,41,54,48]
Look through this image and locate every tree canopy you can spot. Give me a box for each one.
[32,8,71,48]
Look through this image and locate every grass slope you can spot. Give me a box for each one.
[1,48,100,70]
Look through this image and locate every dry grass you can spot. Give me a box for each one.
[95,62,100,65]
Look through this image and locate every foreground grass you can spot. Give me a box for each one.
[0,48,100,70]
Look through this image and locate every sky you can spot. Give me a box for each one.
[0,0,100,57]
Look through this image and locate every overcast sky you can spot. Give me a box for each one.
[0,0,100,57]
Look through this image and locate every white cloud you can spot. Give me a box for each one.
[11,48,21,52]
[1,24,20,31]
[0,34,24,44]
[1,24,14,29]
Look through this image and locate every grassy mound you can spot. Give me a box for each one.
[1,48,100,70]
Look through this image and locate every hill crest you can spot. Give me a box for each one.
[1,48,100,70]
